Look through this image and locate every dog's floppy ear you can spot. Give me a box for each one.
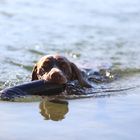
[70,62,91,88]
[31,64,38,81]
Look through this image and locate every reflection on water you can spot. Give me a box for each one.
[39,99,68,121]
[0,0,140,139]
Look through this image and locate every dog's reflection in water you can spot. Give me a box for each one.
[39,99,69,121]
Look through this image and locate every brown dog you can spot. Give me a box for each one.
[32,55,91,87]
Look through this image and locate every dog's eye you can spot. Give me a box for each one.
[59,62,67,69]
[43,65,52,71]
[61,63,66,68]
[59,62,70,74]
[38,68,46,76]
[42,62,53,72]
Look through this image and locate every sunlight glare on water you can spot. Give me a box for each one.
[0,0,140,140]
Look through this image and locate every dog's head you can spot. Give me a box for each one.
[32,55,91,87]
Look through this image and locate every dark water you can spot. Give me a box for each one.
[0,0,140,140]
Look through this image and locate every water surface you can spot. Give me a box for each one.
[0,0,140,140]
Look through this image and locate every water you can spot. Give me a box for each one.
[0,0,140,139]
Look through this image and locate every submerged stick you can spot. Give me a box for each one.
[0,80,66,100]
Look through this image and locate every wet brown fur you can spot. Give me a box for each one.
[32,55,91,87]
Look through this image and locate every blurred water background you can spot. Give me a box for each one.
[0,0,140,140]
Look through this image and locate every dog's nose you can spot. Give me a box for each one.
[49,68,67,84]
